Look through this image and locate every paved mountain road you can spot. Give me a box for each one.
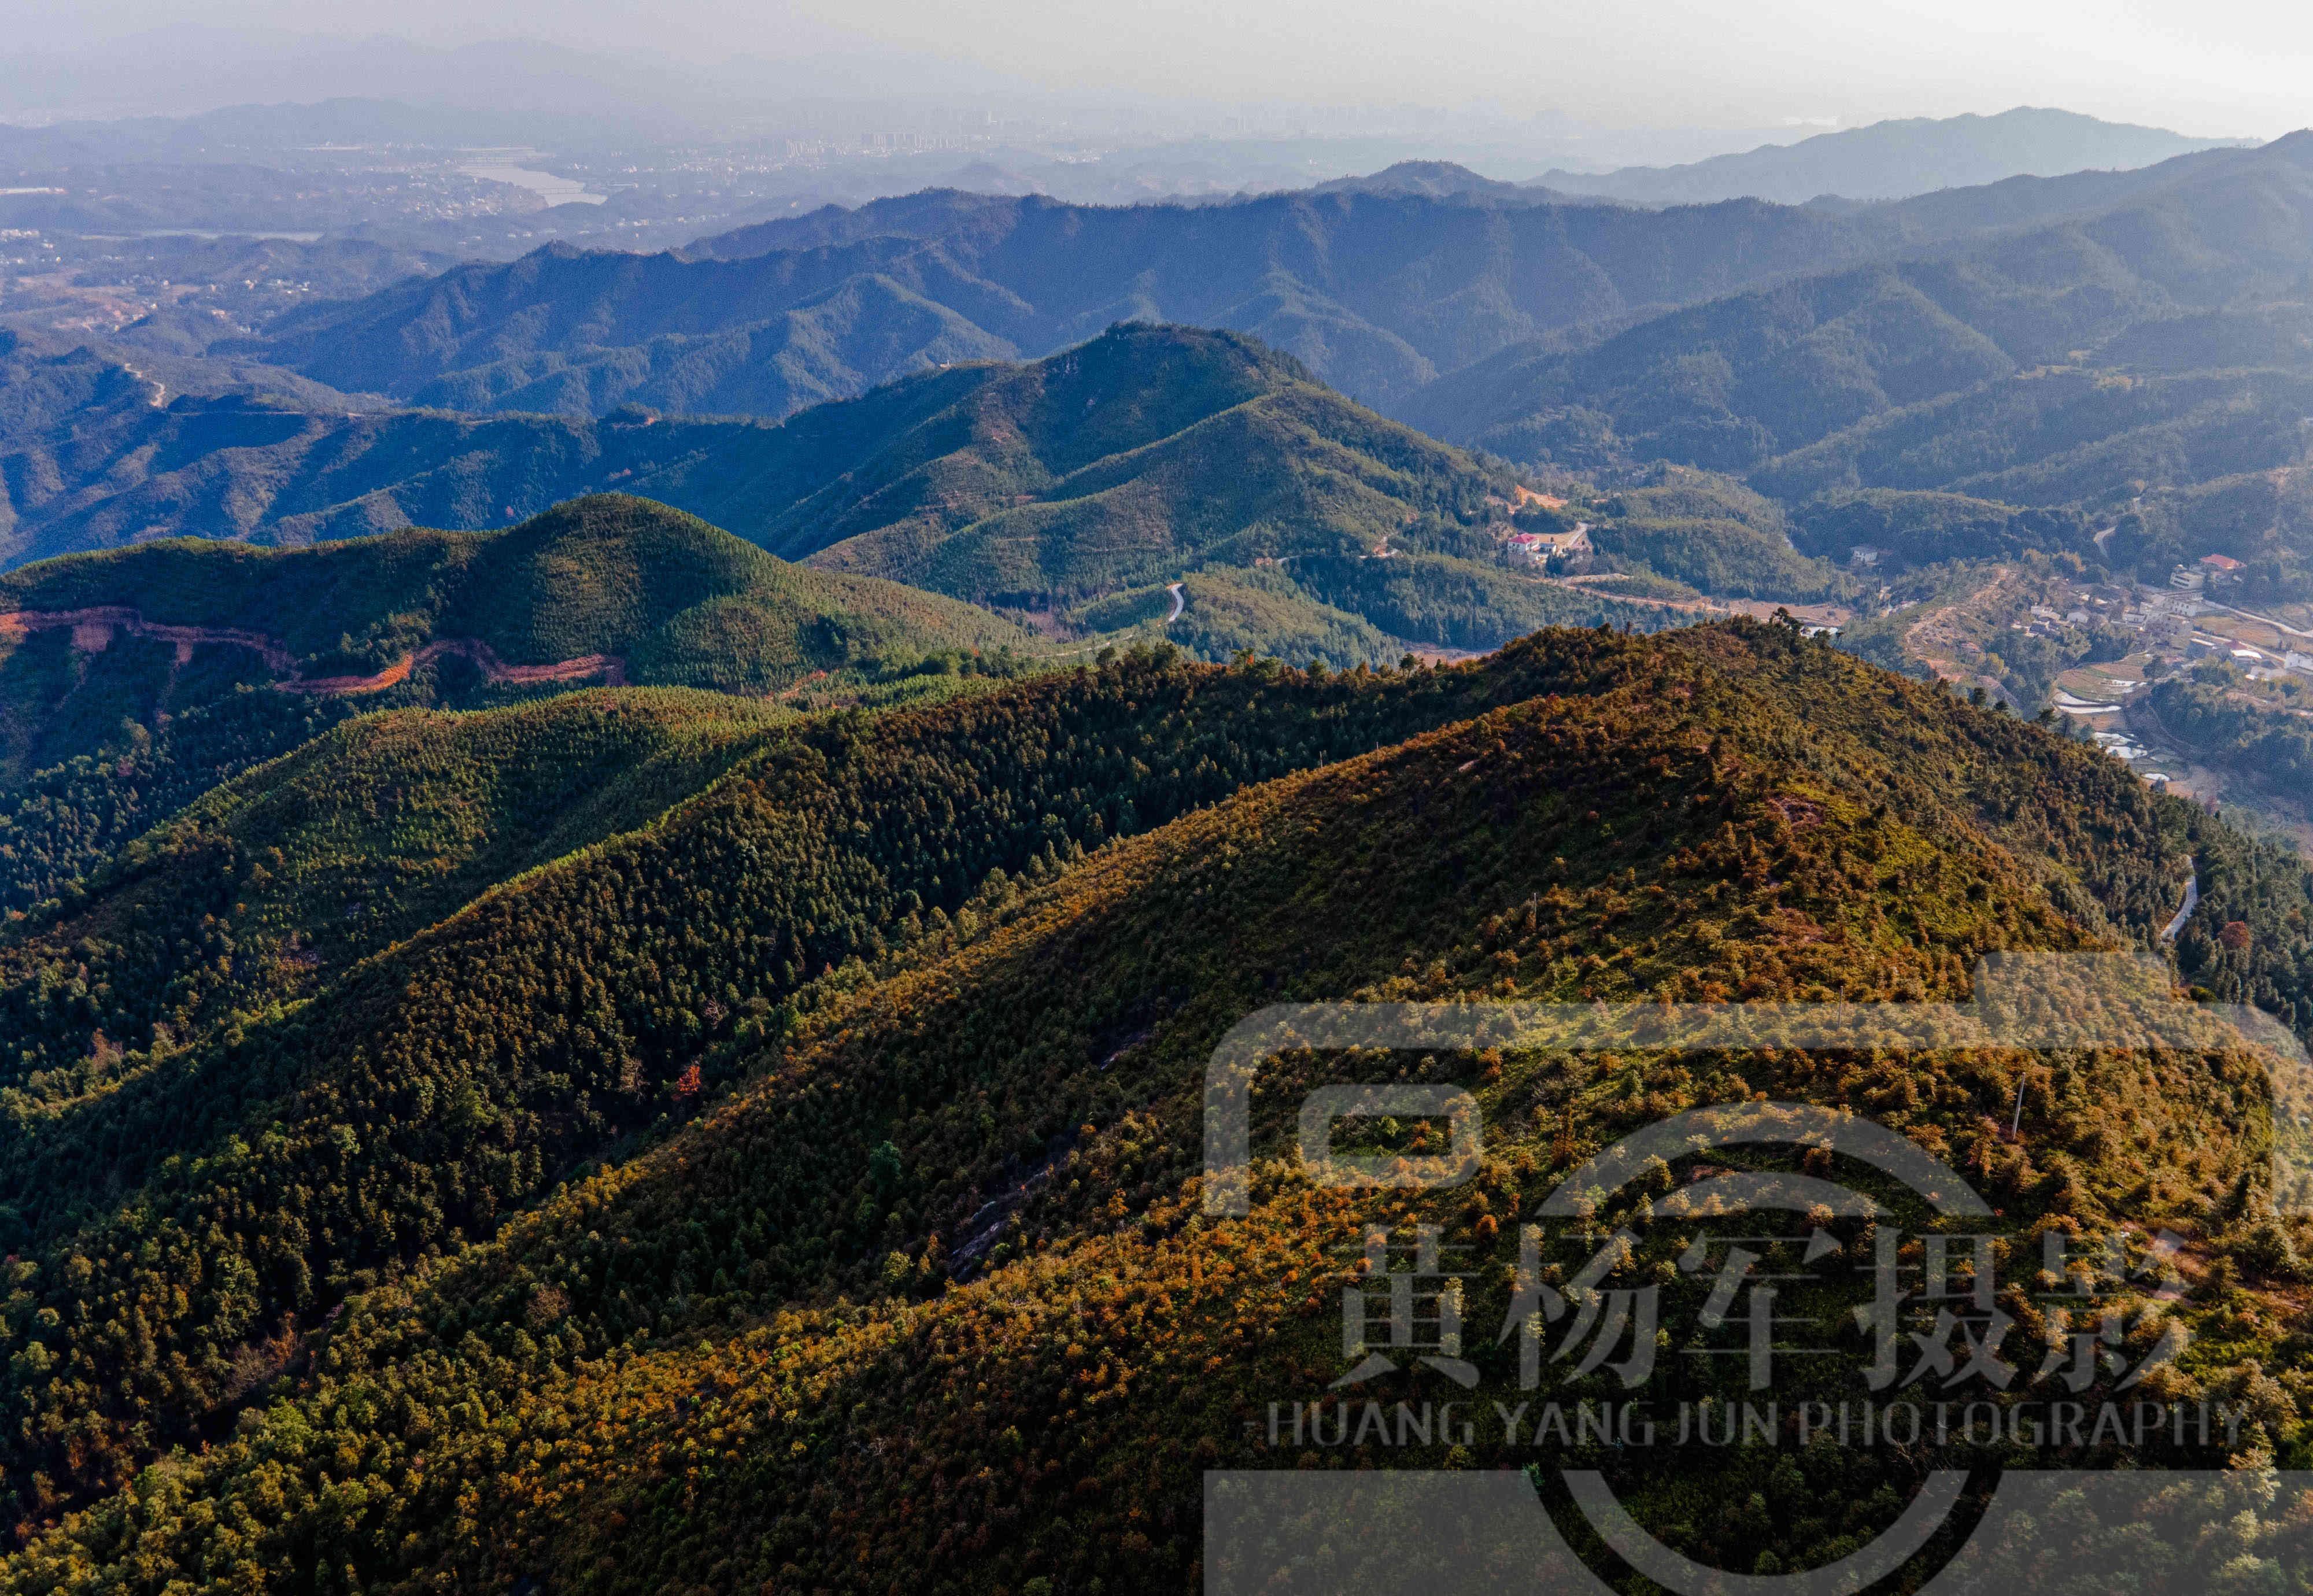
[2161,871,2200,941]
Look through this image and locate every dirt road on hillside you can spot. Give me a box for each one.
[1,608,625,694]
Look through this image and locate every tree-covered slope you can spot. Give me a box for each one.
[0,496,1034,914]
[0,688,787,1091]
[734,326,1694,647]
[760,331,1494,582]
[0,636,1689,1514]
[2,622,2306,1592]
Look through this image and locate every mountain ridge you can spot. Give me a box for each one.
[217,127,2285,441]
[0,493,1032,688]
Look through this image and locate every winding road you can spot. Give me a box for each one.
[1163,582,1185,623]
[2161,870,2200,941]
[278,638,625,694]
[1,607,293,670]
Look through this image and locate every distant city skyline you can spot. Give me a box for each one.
[3,2,2308,140]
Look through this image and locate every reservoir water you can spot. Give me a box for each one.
[456,153,608,207]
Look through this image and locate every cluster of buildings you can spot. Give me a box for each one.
[2115,559,2311,680]
[2038,553,2312,791]
[1504,524,1594,567]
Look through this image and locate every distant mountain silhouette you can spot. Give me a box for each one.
[1531,107,2247,205]
[1309,161,1538,200]
[245,125,2279,433]
[0,97,544,160]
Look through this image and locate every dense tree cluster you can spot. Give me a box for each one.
[1791,489,2090,568]
[1590,470,1858,601]
[0,649,375,917]
[0,689,785,1098]
[2144,674,2313,801]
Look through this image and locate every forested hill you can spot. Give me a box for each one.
[0,621,2307,1591]
[0,492,1032,889]
[1,493,1029,689]
[243,185,1915,419]
[657,323,1680,655]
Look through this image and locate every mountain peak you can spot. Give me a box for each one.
[1311,160,1526,200]
[2258,128,2313,164]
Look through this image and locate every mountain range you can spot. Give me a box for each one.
[25,126,2313,667]
[196,132,2313,591]
[0,326,1701,660]
[0,121,2230,611]
[240,186,1913,419]
[223,128,2289,432]
[19,127,2313,656]
[1408,132,2313,582]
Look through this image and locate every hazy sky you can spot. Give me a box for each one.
[14,0,2313,136]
